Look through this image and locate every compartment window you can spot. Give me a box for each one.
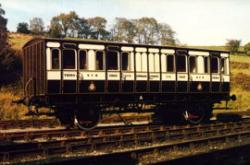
[96,51,104,70]
[62,49,75,69]
[107,51,119,70]
[166,55,174,72]
[149,53,160,72]
[176,55,186,72]
[122,52,129,71]
[79,50,87,69]
[189,56,197,73]
[211,57,219,73]
[51,49,60,69]
[221,58,228,74]
[204,57,209,73]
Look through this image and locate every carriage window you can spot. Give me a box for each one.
[51,49,60,69]
[79,50,87,69]
[107,51,118,70]
[176,55,186,72]
[62,49,75,69]
[204,57,209,73]
[211,57,219,73]
[189,56,197,73]
[96,51,104,70]
[167,55,174,72]
[122,52,129,71]
[221,58,228,74]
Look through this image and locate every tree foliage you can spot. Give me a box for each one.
[158,23,176,45]
[0,4,22,85]
[77,18,91,38]
[29,17,44,35]
[244,42,250,55]
[49,11,80,38]
[48,13,177,44]
[111,17,176,45]
[87,17,110,40]
[134,17,159,44]
[226,39,241,54]
[111,18,136,43]
[16,22,30,34]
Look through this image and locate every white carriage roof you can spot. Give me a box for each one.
[23,37,230,54]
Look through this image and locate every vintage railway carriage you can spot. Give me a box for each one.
[23,38,233,129]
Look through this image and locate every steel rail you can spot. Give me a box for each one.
[1,118,250,142]
[0,119,59,130]
[1,119,250,163]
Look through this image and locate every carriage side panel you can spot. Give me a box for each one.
[23,40,46,99]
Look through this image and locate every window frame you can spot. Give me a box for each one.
[78,49,88,70]
[203,56,210,74]
[189,55,197,74]
[62,49,77,70]
[50,48,61,70]
[106,50,120,71]
[176,54,187,73]
[210,56,220,74]
[121,51,134,71]
[221,57,229,75]
[95,50,105,71]
[166,54,175,73]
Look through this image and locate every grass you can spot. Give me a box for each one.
[0,83,28,120]
[9,33,33,50]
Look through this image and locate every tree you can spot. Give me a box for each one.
[244,42,250,55]
[88,17,110,40]
[133,17,159,45]
[29,17,44,35]
[0,4,22,85]
[49,11,80,38]
[111,17,136,43]
[0,3,8,51]
[16,22,30,34]
[226,39,241,54]
[158,23,176,45]
[49,17,63,38]
[77,17,91,39]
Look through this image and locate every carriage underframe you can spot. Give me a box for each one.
[28,91,232,130]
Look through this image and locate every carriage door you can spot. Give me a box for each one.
[220,53,230,92]
[121,47,134,92]
[149,48,160,92]
[61,43,77,93]
[210,53,220,92]
[176,50,188,92]
[188,51,210,92]
[106,46,120,92]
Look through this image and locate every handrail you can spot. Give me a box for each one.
[24,78,33,97]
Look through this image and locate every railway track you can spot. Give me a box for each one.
[0,115,150,130]
[0,119,59,130]
[1,118,250,164]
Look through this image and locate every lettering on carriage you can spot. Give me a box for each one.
[150,75,159,79]
[64,73,76,77]
[195,75,205,79]
[178,75,186,79]
[165,75,172,78]
[109,74,118,77]
[212,76,219,80]
[123,74,132,78]
[87,74,98,77]
[137,75,147,78]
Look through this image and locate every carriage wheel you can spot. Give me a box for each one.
[57,108,74,129]
[74,105,100,131]
[183,104,209,124]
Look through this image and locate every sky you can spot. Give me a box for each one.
[0,0,250,46]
